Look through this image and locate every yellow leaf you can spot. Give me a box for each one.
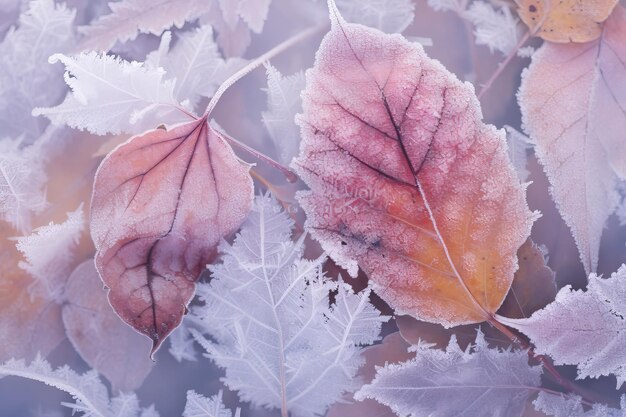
[517,0,618,42]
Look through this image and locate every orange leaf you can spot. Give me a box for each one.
[90,117,253,354]
[293,4,534,327]
[517,0,618,42]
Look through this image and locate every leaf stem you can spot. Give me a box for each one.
[487,315,605,405]
[204,23,328,118]
[215,126,298,183]
[477,31,530,101]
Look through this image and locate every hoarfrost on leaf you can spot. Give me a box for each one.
[335,0,415,33]
[517,6,626,273]
[183,390,240,417]
[16,204,84,301]
[146,25,246,108]
[33,52,190,135]
[533,391,626,417]
[191,194,389,417]
[354,330,542,417]
[504,125,533,183]
[0,356,158,417]
[0,0,76,142]
[499,264,626,388]
[0,138,48,232]
[77,0,209,52]
[168,320,198,363]
[464,1,523,56]
[262,64,306,165]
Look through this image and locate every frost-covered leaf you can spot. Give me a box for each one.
[0,138,48,232]
[533,392,625,417]
[426,0,467,14]
[335,0,415,33]
[518,6,626,273]
[262,65,305,165]
[0,225,65,361]
[147,25,246,107]
[33,52,190,136]
[192,194,389,417]
[217,0,271,34]
[293,1,535,327]
[499,264,626,388]
[0,0,76,141]
[90,117,253,354]
[62,260,153,392]
[183,391,240,417]
[464,1,522,55]
[200,2,252,58]
[0,356,158,417]
[77,0,209,51]
[355,330,542,417]
[168,320,198,363]
[504,125,533,183]
[517,0,618,43]
[16,204,84,301]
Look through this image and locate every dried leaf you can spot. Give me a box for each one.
[498,239,556,318]
[293,2,535,327]
[90,117,253,354]
[516,0,618,43]
[62,260,153,392]
[518,5,626,273]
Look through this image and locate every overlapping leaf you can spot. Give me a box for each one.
[518,5,626,273]
[90,117,253,353]
[293,1,535,327]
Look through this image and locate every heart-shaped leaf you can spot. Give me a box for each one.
[91,116,253,354]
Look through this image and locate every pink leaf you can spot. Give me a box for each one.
[518,6,626,274]
[62,259,153,392]
[90,116,253,354]
[292,3,534,327]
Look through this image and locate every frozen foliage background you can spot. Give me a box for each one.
[2,0,626,416]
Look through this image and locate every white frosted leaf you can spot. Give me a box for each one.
[183,391,240,417]
[500,264,626,389]
[533,391,625,417]
[168,320,198,363]
[464,1,522,56]
[33,52,190,135]
[77,0,209,51]
[355,330,542,417]
[426,0,466,13]
[518,7,626,273]
[0,0,76,141]
[217,0,271,33]
[262,65,305,165]
[16,204,84,302]
[148,25,246,107]
[335,0,415,33]
[192,194,389,417]
[0,138,48,232]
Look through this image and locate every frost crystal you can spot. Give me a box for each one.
[192,194,389,417]
[335,0,415,33]
[0,356,158,417]
[355,330,542,417]
[16,204,84,301]
[500,264,626,388]
[0,138,48,232]
[464,1,522,55]
[262,65,305,165]
[33,52,190,135]
[183,391,240,417]
[0,0,75,142]
[534,392,626,417]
